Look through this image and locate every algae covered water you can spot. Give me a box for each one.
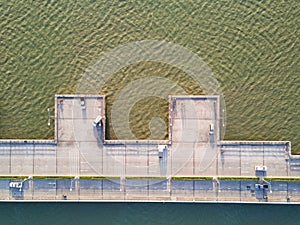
[1,0,299,152]
[1,1,300,223]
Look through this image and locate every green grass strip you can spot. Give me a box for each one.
[172,176,213,181]
[33,176,74,180]
[80,176,120,180]
[125,176,166,180]
[265,177,300,182]
[2,175,300,182]
[218,176,258,181]
[0,176,27,180]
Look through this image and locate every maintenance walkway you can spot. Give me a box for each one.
[0,95,299,202]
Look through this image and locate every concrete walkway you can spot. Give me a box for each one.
[0,94,298,202]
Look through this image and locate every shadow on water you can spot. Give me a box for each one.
[105,117,112,140]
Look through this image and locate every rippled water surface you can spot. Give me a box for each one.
[1,1,299,151]
[0,0,300,223]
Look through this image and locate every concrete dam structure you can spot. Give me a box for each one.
[1,95,300,203]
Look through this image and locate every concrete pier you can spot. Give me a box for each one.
[0,94,299,203]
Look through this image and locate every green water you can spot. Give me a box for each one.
[1,1,299,152]
[0,0,299,222]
